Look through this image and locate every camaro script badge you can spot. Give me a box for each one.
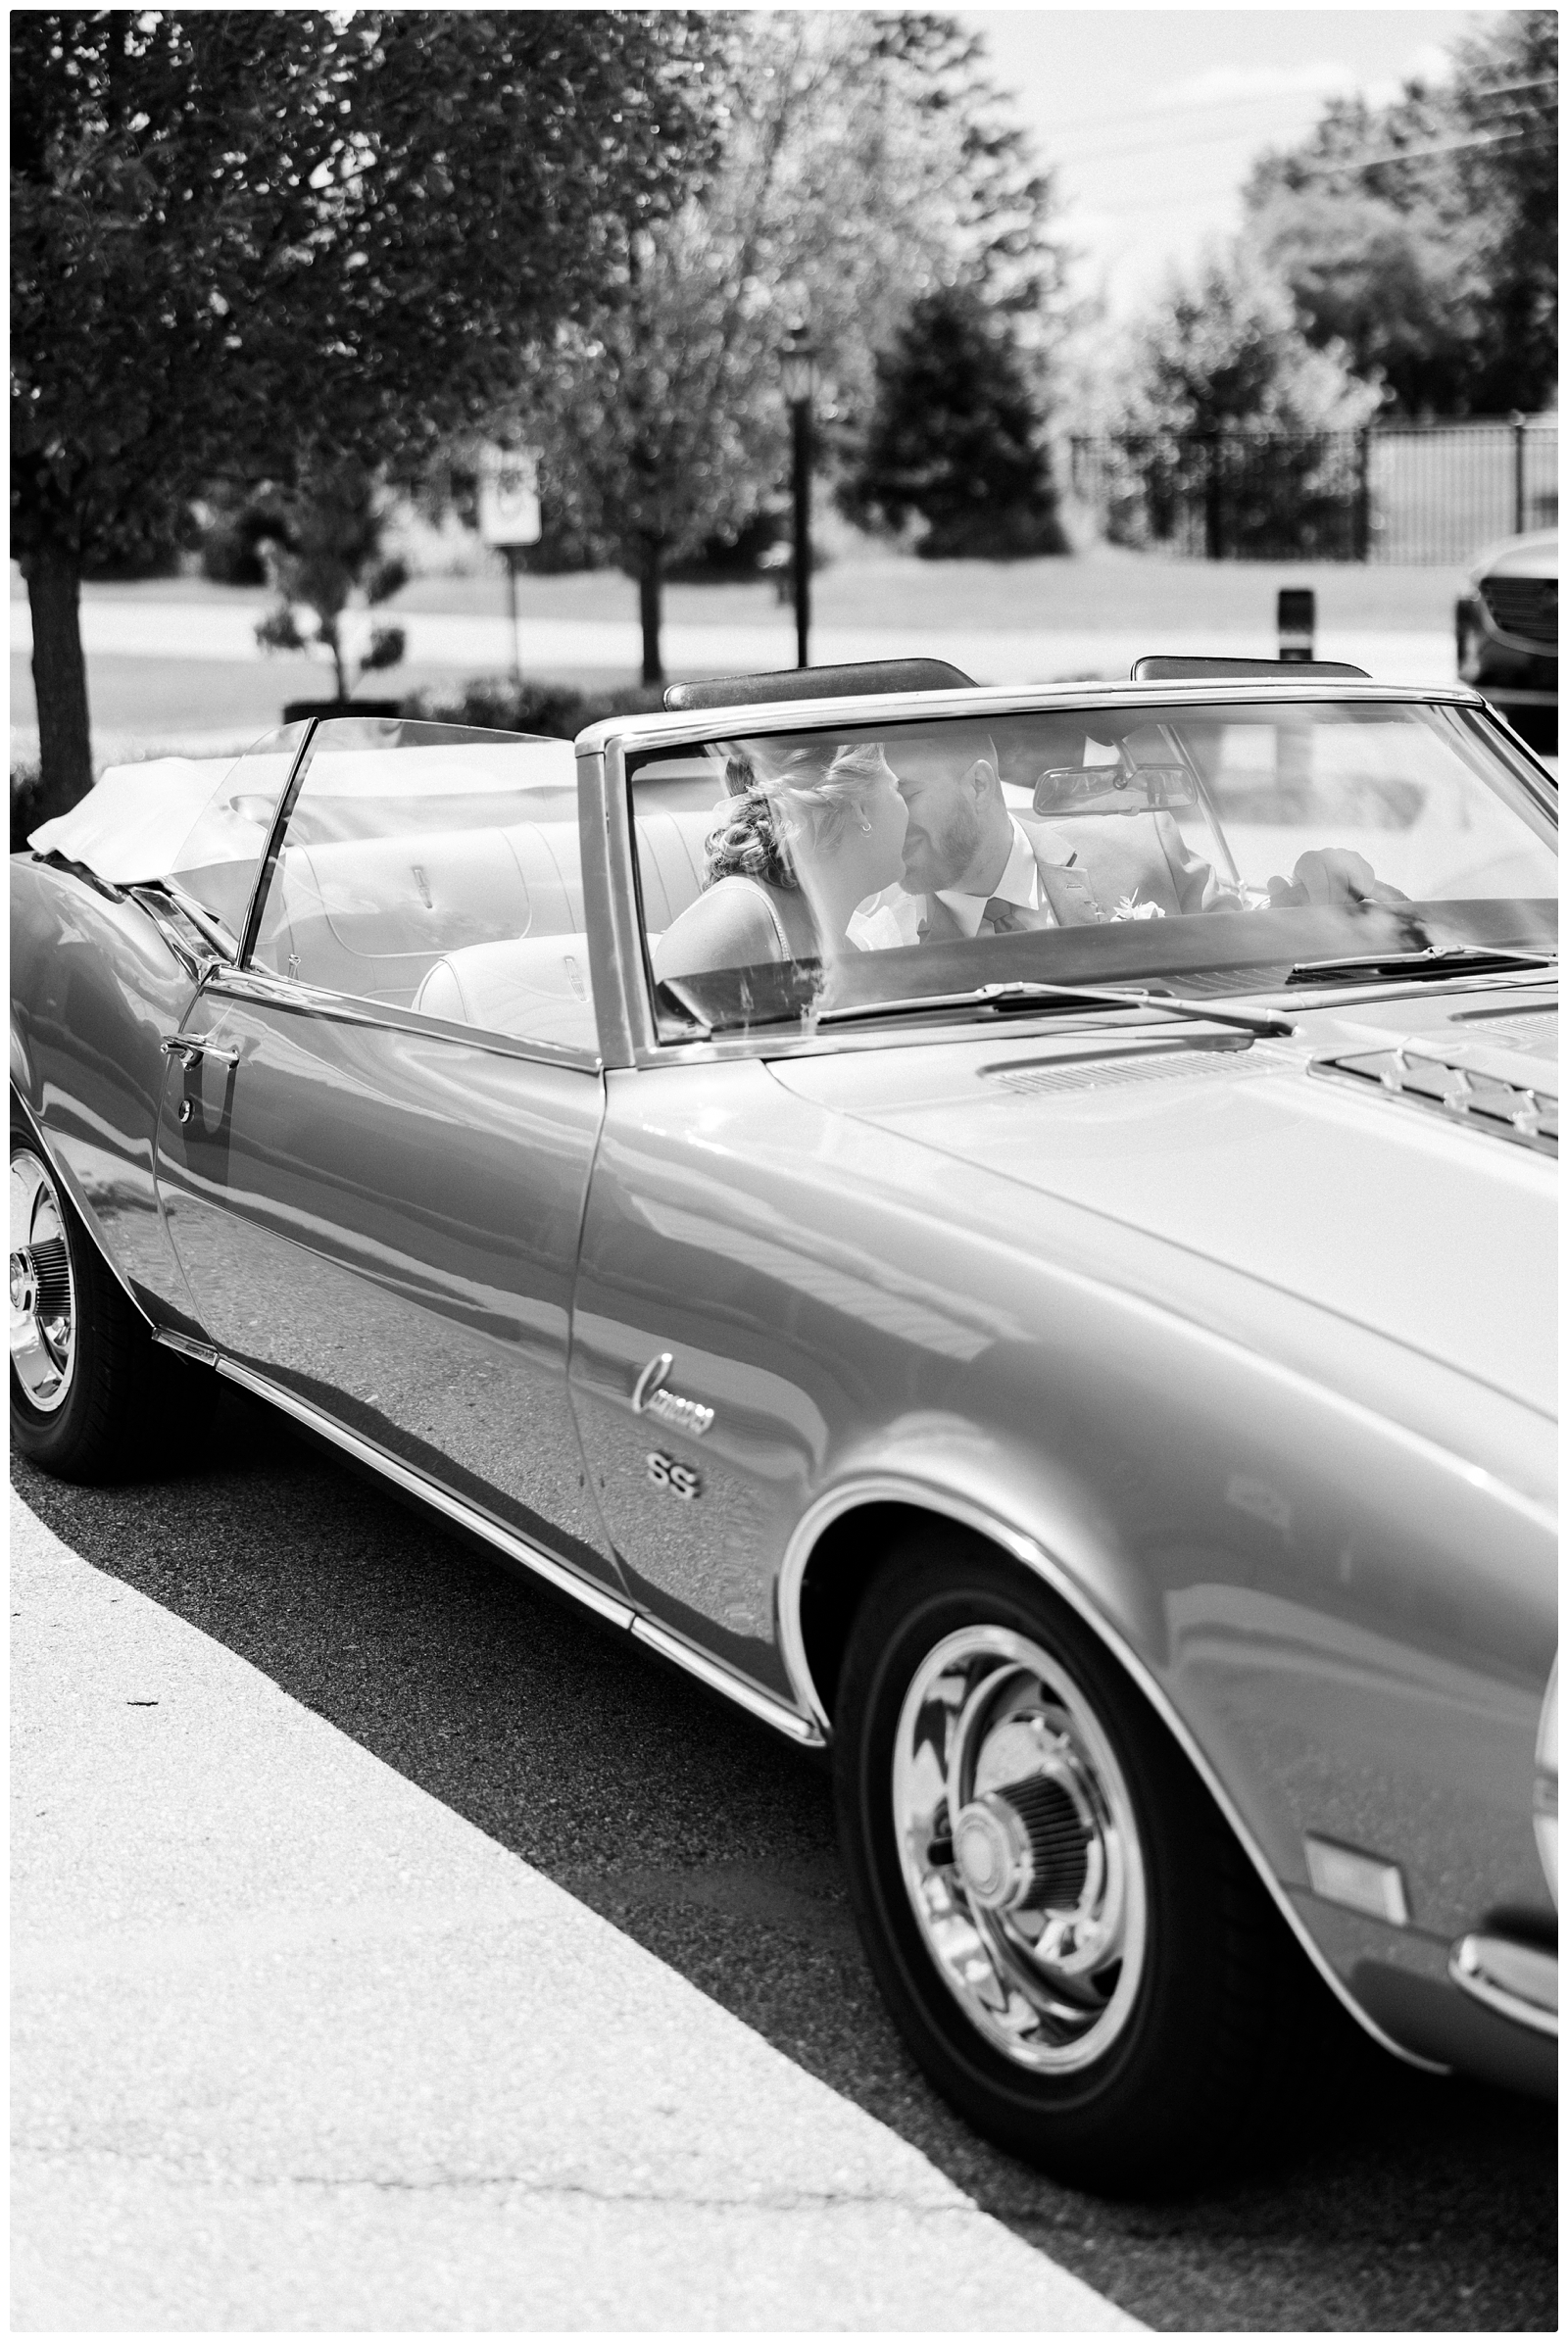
[631,1351,715,1438]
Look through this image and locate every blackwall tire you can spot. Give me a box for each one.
[10,1123,211,1482]
[833,1532,1332,2195]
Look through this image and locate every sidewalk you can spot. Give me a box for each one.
[11,1491,1139,2333]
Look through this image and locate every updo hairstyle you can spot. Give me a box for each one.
[705,741,829,891]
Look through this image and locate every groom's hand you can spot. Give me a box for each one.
[1267,848,1410,907]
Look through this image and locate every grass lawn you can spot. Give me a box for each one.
[377,542,1469,634]
[14,541,1468,633]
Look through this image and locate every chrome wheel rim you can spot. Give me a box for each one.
[893,1624,1148,2073]
[10,1147,76,1414]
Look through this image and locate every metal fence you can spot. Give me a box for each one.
[1068,416,1557,565]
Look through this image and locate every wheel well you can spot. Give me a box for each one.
[10,1090,157,1331]
[797,1499,1012,1728]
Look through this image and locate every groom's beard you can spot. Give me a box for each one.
[905,794,982,893]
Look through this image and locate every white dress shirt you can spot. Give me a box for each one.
[934,816,1054,936]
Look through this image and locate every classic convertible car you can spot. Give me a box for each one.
[11,658,1557,2192]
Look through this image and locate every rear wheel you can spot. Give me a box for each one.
[834,1534,1336,2194]
[11,1124,211,1481]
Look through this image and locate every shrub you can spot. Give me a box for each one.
[198,494,280,586]
[403,675,668,739]
[665,508,790,582]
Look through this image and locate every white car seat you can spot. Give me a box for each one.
[261,808,714,1029]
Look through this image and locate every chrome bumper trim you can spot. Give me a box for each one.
[1449,1932,1558,2037]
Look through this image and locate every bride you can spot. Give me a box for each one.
[652,741,910,984]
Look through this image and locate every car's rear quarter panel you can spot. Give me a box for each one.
[10,856,199,1326]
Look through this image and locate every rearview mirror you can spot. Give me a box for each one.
[1032,763,1196,815]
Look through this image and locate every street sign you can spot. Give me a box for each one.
[478,445,542,549]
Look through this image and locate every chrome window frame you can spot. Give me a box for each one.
[226,716,604,1076]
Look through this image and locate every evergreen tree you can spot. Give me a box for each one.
[841,286,1066,560]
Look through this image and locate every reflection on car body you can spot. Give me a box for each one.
[10,662,1558,2193]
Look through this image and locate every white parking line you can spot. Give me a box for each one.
[11,1493,1140,2333]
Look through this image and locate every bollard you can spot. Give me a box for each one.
[1278,587,1315,663]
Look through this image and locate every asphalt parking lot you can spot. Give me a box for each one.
[12,1384,1558,2334]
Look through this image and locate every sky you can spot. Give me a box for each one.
[957,8,1502,316]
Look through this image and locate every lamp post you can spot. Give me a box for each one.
[780,324,816,669]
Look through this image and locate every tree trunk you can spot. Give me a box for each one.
[638,538,664,687]
[319,615,350,702]
[1202,437,1225,562]
[26,537,94,823]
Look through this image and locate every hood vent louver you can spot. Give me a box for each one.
[1312,1048,1556,1156]
[986,1046,1279,1100]
[1446,1003,1558,1053]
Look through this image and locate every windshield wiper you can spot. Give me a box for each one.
[1286,946,1555,987]
[816,980,1296,1039]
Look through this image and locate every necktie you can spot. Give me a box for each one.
[983,896,1047,935]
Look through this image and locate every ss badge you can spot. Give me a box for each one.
[646,1450,701,1501]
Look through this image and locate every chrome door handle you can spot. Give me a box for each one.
[161,1033,240,1068]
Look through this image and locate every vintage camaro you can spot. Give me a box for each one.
[10,656,1558,2191]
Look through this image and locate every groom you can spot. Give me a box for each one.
[885,724,1239,939]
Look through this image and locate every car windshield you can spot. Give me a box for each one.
[627,696,1557,1036]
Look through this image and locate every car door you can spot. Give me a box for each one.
[564,723,938,1709]
[154,717,623,1596]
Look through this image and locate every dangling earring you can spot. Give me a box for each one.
[858,818,873,832]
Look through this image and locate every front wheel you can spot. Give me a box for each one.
[834,1536,1333,2194]
[11,1123,211,1481]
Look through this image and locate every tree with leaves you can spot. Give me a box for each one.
[1247,189,1475,420]
[1126,248,1377,440]
[522,12,1070,681]
[839,286,1065,558]
[11,10,719,816]
[1110,245,1379,557]
[1244,10,1556,415]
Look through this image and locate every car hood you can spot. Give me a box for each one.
[768,986,1557,1420]
[1471,528,1558,583]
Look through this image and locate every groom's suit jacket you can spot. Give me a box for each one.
[916,809,1239,940]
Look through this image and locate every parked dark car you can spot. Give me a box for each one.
[1457,528,1558,755]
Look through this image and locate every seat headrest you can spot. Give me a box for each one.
[663,659,975,712]
[1131,655,1370,682]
